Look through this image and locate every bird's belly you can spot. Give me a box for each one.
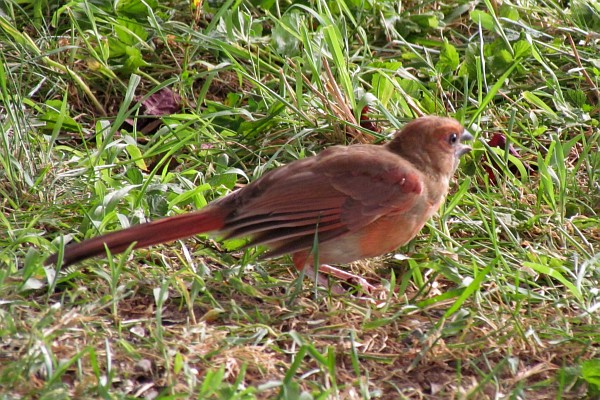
[317,212,429,264]
[357,213,427,257]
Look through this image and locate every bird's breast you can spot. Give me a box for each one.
[315,210,432,265]
[312,186,447,265]
[357,212,429,257]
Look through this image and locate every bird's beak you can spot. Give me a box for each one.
[456,130,474,157]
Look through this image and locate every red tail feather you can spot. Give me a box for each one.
[46,208,225,267]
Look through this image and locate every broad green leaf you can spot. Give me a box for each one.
[410,13,440,29]
[115,19,148,45]
[471,10,495,31]
[500,4,520,20]
[436,41,460,73]
[125,144,148,171]
[271,11,303,57]
[513,40,532,59]
[582,359,600,388]
[116,0,158,18]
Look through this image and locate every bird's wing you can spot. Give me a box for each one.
[221,145,424,257]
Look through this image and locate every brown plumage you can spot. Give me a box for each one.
[46,116,472,293]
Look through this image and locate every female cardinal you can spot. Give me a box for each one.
[46,116,473,293]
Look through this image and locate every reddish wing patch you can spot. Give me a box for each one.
[220,145,424,257]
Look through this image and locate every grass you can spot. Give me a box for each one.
[1,0,599,398]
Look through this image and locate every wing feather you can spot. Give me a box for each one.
[219,145,424,256]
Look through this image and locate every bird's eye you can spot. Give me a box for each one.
[448,133,458,145]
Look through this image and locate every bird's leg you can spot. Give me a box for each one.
[316,264,378,294]
[293,252,344,294]
[293,252,376,294]
[301,264,346,295]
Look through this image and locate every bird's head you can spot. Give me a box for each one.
[387,116,473,177]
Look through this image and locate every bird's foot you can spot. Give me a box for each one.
[319,264,378,294]
[302,264,378,296]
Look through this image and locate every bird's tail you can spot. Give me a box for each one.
[45,207,226,267]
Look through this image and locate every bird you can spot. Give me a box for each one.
[45,116,473,294]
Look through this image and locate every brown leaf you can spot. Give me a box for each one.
[125,88,183,135]
[484,133,534,183]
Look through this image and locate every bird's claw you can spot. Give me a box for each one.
[303,264,379,296]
